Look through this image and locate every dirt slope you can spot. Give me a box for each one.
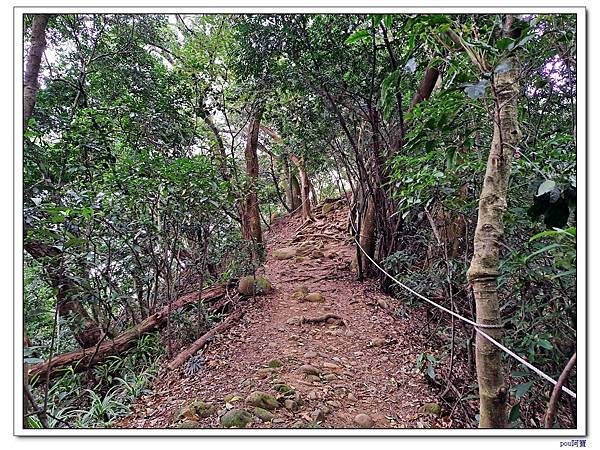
[117,200,443,429]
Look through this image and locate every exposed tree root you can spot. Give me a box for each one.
[287,313,346,327]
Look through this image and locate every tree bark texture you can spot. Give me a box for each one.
[241,103,265,244]
[467,49,521,427]
[23,14,50,131]
[359,194,376,275]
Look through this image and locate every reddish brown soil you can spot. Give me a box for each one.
[117,202,448,429]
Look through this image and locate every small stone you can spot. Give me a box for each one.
[323,362,342,370]
[274,383,294,395]
[254,407,275,422]
[322,203,335,214]
[326,400,341,408]
[284,399,298,411]
[221,409,253,428]
[419,403,442,417]
[305,292,325,303]
[311,250,325,259]
[223,393,243,403]
[323,374,337,381]
[245,391,279,410]
[273,247,297,260]
[176,420,200,428]
[308,391,319,400]
[311,408,326,422]
[291,286,309,302]
[298,364,320,376]
[174,399,215,422]
[354,413,374,428]
[304,351,318,359]
[291,419,308,428]
[347,393,357,402]
[353,351,364,357]
[272,418,285,424]
[256,367,276,379]
[238,275,272,296]
[370,338,387,347]
[377,298,389,309]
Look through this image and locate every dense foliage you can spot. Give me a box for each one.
[22,13,577,429]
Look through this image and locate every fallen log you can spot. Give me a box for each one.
[29,281,235,381]
[167,308,244,370]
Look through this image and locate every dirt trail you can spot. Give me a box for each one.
[118,200,441,429]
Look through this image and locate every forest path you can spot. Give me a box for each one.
[118,200,440,429]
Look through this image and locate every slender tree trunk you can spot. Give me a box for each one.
[467,18,521,428]
[359,194,376,275]
[289,154,313,222]
[23,14,50,131]
[283,159,301,211]
[241,103,264,244]
[309,180,318,207]
[407,66,440,114]
[290,172,301,210]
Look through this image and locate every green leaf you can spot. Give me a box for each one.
[537,339,553,350]
[345,29,370,44]
[513,381,533,400]
[509,403,521,423]
[551,269,576,280]
[510,33,536,50]
[426,363,436,380]
[524,243,561,262]
[537,180,556,196]
[383,15,393,29]
[496,38,515,51]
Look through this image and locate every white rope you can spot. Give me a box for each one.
[350,222,577,399]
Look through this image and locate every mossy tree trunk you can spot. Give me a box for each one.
[467,16,521,429]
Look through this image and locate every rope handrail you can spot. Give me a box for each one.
[349,221,577,399]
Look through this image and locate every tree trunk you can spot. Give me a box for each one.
[198,102,230,182]
[407,66,440,114]
[282,158,301,211]
[28,281,234,380]
[24,239,102,348]
[467,18,521,428]
[309,180,318,207]
[241,103,264,244]
[359,194,376,275]
[290,172,301,210]
[289,154,313,222]
[23,14,50,131]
